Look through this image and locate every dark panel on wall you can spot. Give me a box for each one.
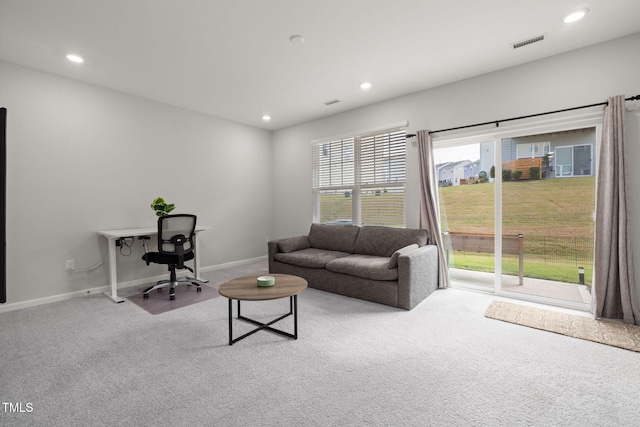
[1,107,5,303]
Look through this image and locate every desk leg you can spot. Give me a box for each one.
[103,238,125,303]
[188,231,209,283]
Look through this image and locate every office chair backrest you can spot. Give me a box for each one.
[157,214,197,255]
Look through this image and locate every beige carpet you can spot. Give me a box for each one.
[485,300,640,352]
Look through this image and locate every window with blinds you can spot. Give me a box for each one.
[516,141,550,159]
[312,129,406,227]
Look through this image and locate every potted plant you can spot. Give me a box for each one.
[150,197,175,217]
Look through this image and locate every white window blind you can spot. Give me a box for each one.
[517,141,550,159]
[312,129,406,227]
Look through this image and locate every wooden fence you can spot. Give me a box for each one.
[442,232,524,285]
[502,158,542,180]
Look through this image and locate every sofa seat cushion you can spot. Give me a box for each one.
[326,254,398,281]
[274,248,352,269]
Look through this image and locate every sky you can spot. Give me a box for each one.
[433,143,480,164]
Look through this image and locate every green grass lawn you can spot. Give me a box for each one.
[439,177,595,285]
[318,177,596,285]
[449,252,593,285]
[319,190,405,227]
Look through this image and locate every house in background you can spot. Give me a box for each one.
[479,142,495,180]
[464,160,480,182]
[500,128,596,179]
[437,126,596,187]
[437,160,473,186]
[436,159,481,186]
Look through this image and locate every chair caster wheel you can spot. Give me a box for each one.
[143,294,149,299]
[197,287,202,293]
[170,295,175,301]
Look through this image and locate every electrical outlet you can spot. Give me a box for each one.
[65,259,75,271]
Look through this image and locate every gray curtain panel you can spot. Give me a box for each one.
[595,95,640,324]
[417,130,450,288]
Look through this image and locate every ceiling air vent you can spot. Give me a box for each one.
[511,34,545,49]
[324,99,340,106]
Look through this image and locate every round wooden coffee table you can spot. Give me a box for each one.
[218,274,307,345]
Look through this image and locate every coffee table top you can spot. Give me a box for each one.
[218,274,307,301]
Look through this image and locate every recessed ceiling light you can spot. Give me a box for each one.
[289,35,305,45]
[66,53,84,63]
[360,81,372,90]
[262,115,271,121]
[564,8,589,23]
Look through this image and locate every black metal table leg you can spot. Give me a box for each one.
[227,296,299,345]
[228,298,233,346]
[293,295,297,339]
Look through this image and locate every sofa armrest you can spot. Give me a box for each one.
[268,236,308,271]
[397,245,439,310]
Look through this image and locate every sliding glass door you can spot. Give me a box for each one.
[500,128,595,306]
[433,121,598,311]
[434,140,495,290]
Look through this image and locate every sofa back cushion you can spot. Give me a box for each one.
[308,223,360,253]
[353,226,428,257]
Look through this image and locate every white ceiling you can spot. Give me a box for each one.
[1,0,639,131]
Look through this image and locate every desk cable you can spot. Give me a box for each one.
[67,261,104,274]
[118,237,135,256]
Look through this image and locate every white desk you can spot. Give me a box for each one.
[98,225,211,303]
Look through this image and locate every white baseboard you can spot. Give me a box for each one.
[0,285,112,313]
[0,256,267,313]
[198,256,266,273]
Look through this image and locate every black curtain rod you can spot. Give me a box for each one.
[406,94,640,138]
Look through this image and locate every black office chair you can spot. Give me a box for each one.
[140,214,202,300]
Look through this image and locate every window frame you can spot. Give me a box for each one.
[312,127,407,227]
[431,110,601,312]
[554,144,594,178]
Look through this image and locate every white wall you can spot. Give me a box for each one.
[271,32,640,297]
[0,60,273,305]
[2,32,639,308]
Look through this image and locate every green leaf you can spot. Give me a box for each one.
[151,197,175,216]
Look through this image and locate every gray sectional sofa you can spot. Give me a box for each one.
[268,223,439,310]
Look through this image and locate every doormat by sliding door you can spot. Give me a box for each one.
[485,300,640,352]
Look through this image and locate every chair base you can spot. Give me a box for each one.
[143,278,202,300]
